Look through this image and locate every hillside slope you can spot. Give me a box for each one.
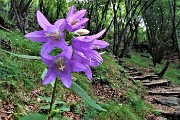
[0,29,151,120]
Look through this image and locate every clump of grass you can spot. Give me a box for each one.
[0,30,41,55]
[0,51,21,100]
[83,102,147,120]
[127,90,151,118]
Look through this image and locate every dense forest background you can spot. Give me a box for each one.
[1,0,180,76]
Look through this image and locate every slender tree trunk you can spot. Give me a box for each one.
[158,48,176,77]
[112,0,118,55]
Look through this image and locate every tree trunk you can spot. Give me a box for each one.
[158,48,175,78]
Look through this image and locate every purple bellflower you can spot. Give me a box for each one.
[66,5,89,32]
[25,11,68,53]
[41,46,86,88]
[72,29,109,80]
[24,5,109,88]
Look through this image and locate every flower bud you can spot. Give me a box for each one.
[74,29,90,35]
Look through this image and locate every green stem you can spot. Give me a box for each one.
[48,79,58,120]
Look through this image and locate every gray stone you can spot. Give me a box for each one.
[155,96,180,107]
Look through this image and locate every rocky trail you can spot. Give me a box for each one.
[126,67,180,120]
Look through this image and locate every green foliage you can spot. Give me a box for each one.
[72,82,106,111]
[0,52,20,79]
[0,52,20,100]
[20,114,47,120]
[83,102,142,120]
[127,90,151,118]
[37,0,68,23]
[1,49,41,59]
[0,30,41,55]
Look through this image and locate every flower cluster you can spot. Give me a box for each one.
[25,5,109,88]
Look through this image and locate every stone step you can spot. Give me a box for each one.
[128,74,159,80]
[154,96,180,107]
[151,104,176,119]
[128,72,143,76]
[149,87,180,95]
[142,79,171,86]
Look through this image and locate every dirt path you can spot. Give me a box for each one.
[126,67,180,120]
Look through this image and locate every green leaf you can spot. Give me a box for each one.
[53,115,61,120]
[0,62,4,66]
[1,49,41,59]
[40,105,50,110]
[20,114,47,120]
[54,100,65,105]
[38,96,51,102]
[41,68,48,80]
[72,82,106,111]
[58,106,70,112]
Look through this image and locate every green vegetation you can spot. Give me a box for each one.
[0,29,152,119]
[0,0,180,119]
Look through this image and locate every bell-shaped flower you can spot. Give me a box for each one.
[41,46,86,88]
[24,11,68,52]
[66,5,89,32]
[74,29,90,35]
[72,50,92,80]
[72,29,109,51]
[71,29,109,80]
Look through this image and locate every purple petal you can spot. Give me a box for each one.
[37,11,52,30]
[84,65,92,80]
[60,46,72,59]
[54,19,66,31]
[71,18,89,31]
[41,55,54,66]
[41,41,56,56]
[91,40,109,49]
[72,37,94,50]
[24,30,47,42]
[45,32,67,50]
[65,23,73,31]
[70,60,86,72]
[73,50,89,63]
[87,50,103,66]
[67,5,75,18]
[57,38,68,50]
[90,29,106,39]
[43,67,58,85]
[59,70,72,88]
[72,9,86,21]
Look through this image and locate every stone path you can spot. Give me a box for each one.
[126,67,180,120]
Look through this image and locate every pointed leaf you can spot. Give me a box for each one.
[40,105,50,110]
[1,49,41,59]
[72,82,106,111]
[58,106,70,112]
[20,114,47,120]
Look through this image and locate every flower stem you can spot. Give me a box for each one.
[48,79,58,120]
